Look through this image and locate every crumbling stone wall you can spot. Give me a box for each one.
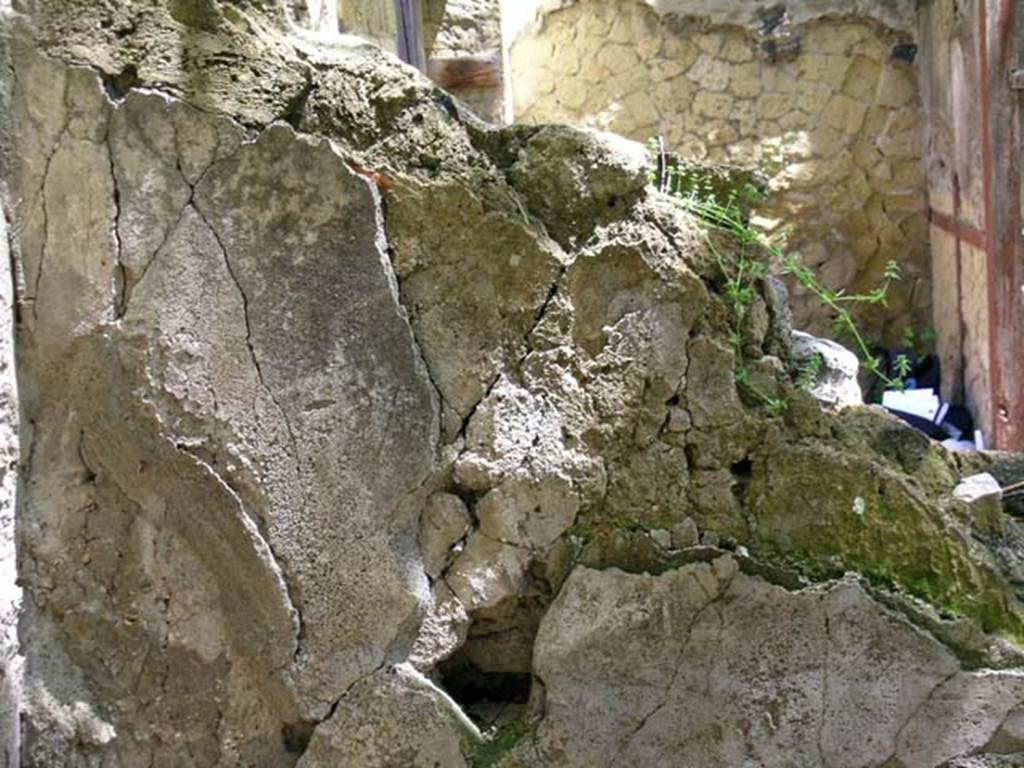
[2,1,1024,767]
[509,0,930,341]
[339,2,395,46]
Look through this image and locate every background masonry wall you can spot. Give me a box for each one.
[509,0,930,341]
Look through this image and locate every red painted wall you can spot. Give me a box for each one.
[921,0,1022,450]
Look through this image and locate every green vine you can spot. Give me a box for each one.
[648,138,910,411]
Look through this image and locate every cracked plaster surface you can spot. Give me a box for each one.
[1,2,1024,766]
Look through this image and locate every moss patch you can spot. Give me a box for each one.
[748,435,1024,643]
[468,719,535,768]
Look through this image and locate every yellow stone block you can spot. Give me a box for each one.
[803,23,869,55]
[653,77,693,108]
[900,211,930,243]
[558,77,590,111]
[597,43,641,75]
[608,72,638,100]
[851,140,883,170]
[759,120,783,140]
[756,92,794,120]
[511,80,539,114]
[798,54,850,89]
[884,192,925,214]
[846,167,872,199]
[876,63,917,107]
[851,234,879,259]
[725,138,759,163]
[730,62,762,99]
[528,92,559,120]
[707,124,739,146]
[878,222,905,251]
[576,28,607,62]
[891,159,924,189]
[670,109,710,137]
[864,195,887,229]
[842,55,882,101]
[877,130,919,160]
[797,81,832,116]
[553,42,582,77]
[843,210,872,238]
[730,98,758,128]
[822,151,856,182]
[688,54,732,91]
[533,68,557,96]
[577,9,612,41]
[662,36,699,71]
[761,64,800,93]
[884,108,920,134]
[784,160,823,188]
[869,161,894,191]
[779,110,810,131]
[862,106,890,134]
[608,14,634,44]
[806,124,847,156]
[694,91,734,119]
[637,33,662,61]
[513,35,554,63]
[720,36,754,63]
[676,134,709,160]
[622,91,661,129]
[801,26,837,55]
[852,35,889,62]
[652,58,689,82]
[823,94,868,134]
[694,33,723,56]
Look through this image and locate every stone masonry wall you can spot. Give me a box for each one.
[510,0,930,341]
[339,0,396,49]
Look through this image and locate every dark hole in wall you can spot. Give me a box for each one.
[438,653,532,723]
[101,64,140,101]
[731,458,753,504]
[437,596,545,725]
[731,458,752,479]
[758,5,787,33]
[281,720,316,755]
[280,79,315,129]
[891,43,918,63]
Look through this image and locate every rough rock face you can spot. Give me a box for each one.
[0,2,1023,767]
[534,559,1024,768]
